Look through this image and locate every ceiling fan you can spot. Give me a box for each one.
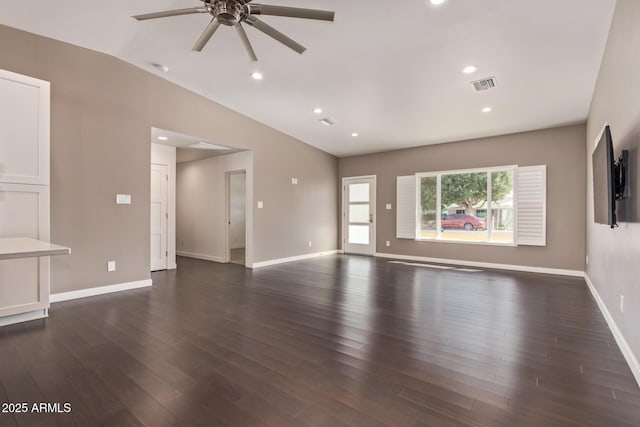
[132,0,335,61]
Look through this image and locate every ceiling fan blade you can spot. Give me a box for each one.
[193,18,221,52]
[234,24,258,62]
[133,7,208,21]
[247,4,335,22]
[245,16,306,54]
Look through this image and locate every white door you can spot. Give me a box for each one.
[150,164,168,271]
[343,176,376,255]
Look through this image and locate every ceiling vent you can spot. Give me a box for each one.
[319,117,337,126]
[471,77,497,92]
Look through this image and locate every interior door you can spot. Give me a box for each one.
[344,176,376,255]
[150,163,168,271]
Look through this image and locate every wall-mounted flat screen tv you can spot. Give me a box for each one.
[593,125,617,228]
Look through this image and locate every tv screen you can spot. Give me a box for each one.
[592,125,616,227]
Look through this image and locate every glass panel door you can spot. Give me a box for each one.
[344,177,376,255]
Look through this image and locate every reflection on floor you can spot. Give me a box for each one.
[0,255,638,426]
[230,247,245,265]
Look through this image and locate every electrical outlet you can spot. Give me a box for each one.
[620,295,624,313]
[386,241,390,247]
[308,241,312,248]
[386,204,392,210]
[107,261,116,272]
[257,201,264,209]
[291,178,298,185]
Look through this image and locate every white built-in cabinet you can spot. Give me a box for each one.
[0,68,53,325]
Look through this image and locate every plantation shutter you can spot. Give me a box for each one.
[516,165,547,246]
[396,176,416,239]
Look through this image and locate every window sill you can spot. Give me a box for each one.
[415,238,517,247]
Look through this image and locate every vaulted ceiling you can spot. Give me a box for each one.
[0,0,616,156]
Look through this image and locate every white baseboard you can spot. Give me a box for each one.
[168,263,177,270]
[375,252,584,277]
[584,274,640,388]
[177,251,226,263]
[252,250,339,269]
[0,309,48,327]
[51,279,152,303]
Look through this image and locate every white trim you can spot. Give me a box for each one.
[342,174,377,181]
[415,164,519,178]
[584,273,640,387]
[177,251,226,264]
[225,169,247,264]
[375,252,584,277]
[168,263,177,270]
[342,176,377,256]
[0,309,48,327]
[415,237,517,247]
[51,279,152,303]
[252,250,339,269]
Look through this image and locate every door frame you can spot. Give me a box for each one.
[342,175,377,255]
[225,169,247,265]
[150,163,169,271]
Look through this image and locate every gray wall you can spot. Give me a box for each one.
[177,152,253,264]
[586,0,640,372]
[0,24,338,293]
[339,125,586,271]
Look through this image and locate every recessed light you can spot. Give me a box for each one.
[463,65,477,74]
[430,0,446,5]
[351,133,359,137]
[251,71,263,80]
[313,107,323,114]
[482,107,492,113]
[157,136,168,141]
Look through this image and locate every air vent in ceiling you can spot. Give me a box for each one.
[471,77,497,92]
[319,117,337,126]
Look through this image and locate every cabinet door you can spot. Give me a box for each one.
[0,184,50,316]
[0,69,50,185]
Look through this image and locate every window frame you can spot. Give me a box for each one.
[415,165,518,247]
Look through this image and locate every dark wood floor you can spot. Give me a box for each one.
[1,255,639,426]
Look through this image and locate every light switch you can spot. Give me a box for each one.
[257,201,264,209]
[116,194,132,205]
[386,203,392,210]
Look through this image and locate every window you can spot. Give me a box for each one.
[397,165,546,246]
[418,167,515,245]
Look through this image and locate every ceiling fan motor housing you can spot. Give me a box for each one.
[209,0,250,26]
